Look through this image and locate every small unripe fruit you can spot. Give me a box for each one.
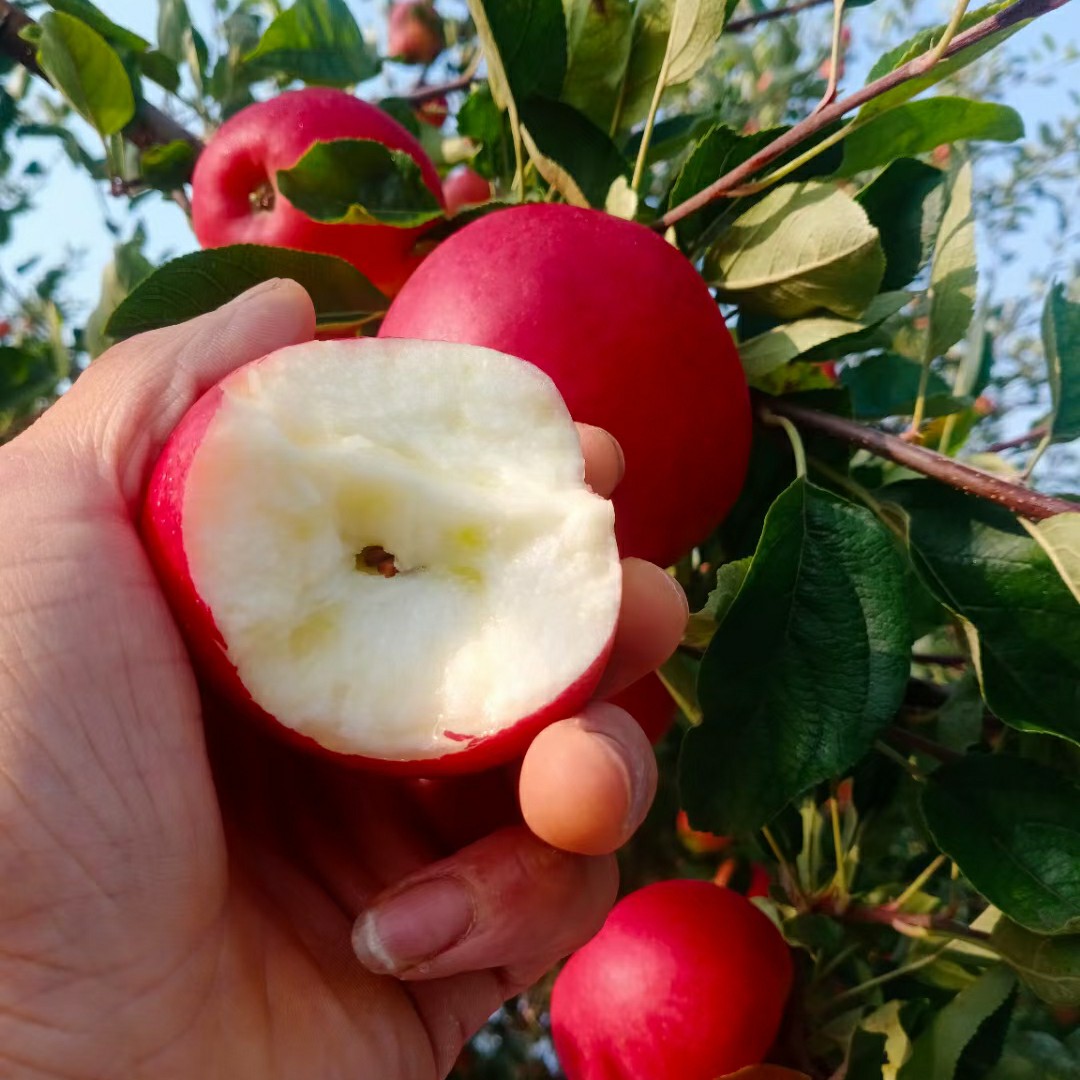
[442,166,492,215]
[552,880,794,1080]
[388,0,445,65]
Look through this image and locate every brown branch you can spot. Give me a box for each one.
[912,652,969,667]
[754,392,1077,520]
[726,0,835,33]
[837,903,991,941]
[660,0,1073,229]
[0,1,201,157]
[884,726,965,764]
[987,425,1049,453]
[398,71,476,103]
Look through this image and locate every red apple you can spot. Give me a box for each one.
[746,863,771,899]
[142,338,621,776]
[388,0,445,65]
[191,88,444,297]
[443,165,492,215]
[551,880,794,1080]
[379,205,751,566]
[608,672,676,745]
[415,93,449,128]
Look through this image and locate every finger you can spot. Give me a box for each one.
[518,703,657,855]
[577,423,624,498]
[351,825,617,981]
[43,279,316,505]
[595,557,688,698]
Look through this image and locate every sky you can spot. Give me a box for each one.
[2,0,1077,323]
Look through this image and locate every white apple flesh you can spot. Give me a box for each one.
[143,338,622,774]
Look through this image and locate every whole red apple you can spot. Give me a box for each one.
[443,165,492,215]
[191,88,444,297]
[608,672,676,745]
[379,205,751,566]
[142,337,621,776]
[388,0,445,65]
[551,880,794,1080]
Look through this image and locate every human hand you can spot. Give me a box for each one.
[0,281,686,1078]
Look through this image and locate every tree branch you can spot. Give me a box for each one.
[398,71,477,103]
[987,425,1049,452]
[754,392,1076,520]
[660,0,1073,230]
[726,0,835,33]
[0,1,202,155]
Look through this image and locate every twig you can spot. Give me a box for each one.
[399,69,477,104]
[838,902,991,942]
[726,0,834,33]
[659,0,1072,230]
[912,652,968,667]
[753,392,1077,521]
[812,0,847,114]
[884,726,965,764]
[887,854,948,911]
[987,426,1048,452]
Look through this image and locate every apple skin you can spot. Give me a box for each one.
[141,355,614,778]
[388,0,445,65]
[551,880,794,1080]
[379,204,751,567]
[191,88,444,297]
[608,673,675,745]
[415,94,449,129]
[443,166,492,215]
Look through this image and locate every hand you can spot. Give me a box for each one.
[0,281,687,1079]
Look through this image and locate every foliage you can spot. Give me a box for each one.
[1,0,1078,1076]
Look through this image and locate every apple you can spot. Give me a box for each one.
[551,880,794,1080]
[415,93,449,128]
[379,204,751,567]
[443,166,492,215]
[746,863,771,899]
[388,0,445,65]
[608,672,676,745]
[191,88,444,297]
[142,338,622,775]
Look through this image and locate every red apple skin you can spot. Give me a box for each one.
[443,166,492,215]
[141,352,615,778]
[608,672,676,745]
[379,205,751,567]
[191,88,445,297]
[551,880,794,1080]
[416,94,449,128]
[388,1,445,65]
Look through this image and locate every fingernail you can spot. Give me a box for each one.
[352,875,475,975]
[608,432,626,481]
[583,705,655,834]
[665,570,690,620]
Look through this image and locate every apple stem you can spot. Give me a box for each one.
[250,181,276,214]
[358,546,400,578]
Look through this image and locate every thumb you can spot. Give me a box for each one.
[39,278,316,505]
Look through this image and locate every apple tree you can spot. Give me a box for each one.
[0,0,1079,1076]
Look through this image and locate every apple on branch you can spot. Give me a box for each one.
[142,338,622,776]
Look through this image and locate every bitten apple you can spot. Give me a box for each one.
[380,204,751,566]
[551,880,794,1080]
[191,88,444,296]
[142,338,622,775]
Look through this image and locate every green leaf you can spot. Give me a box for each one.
[887,481,1080,742]
[705,182,886,320]
[857,159,945,291]
[138,139,195,190]
[922,756,1080,935]
[242,0,378,87]
[48,0,150,53]
[684,557,751,651]
[992,919,1080,1006]
[897,965,1017,1080]
[276,139,443,227]
[561,0,634,128]
[842,99,1023,176]
[738,292,909,378]
[926,161,976,361]
[32,12,135,136]
[84,230,155,358]
[1041,282,1080,443]
[156,0,192,63]
[861,1,1021,118]
[139,48,181,92]
[841,353,964,419]
[679,478,911,833]
[106,246,388,339]
[1022,514,1080,606]
[467,0,567,107]
[0,344,66,420]
[519,98,629,209]
[457,84,513,179]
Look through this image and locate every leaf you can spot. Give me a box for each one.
[139,48,181,93]
[926,161,976,361]
[561,0,634,128]
[106,246,388,339]
[519,98,629,209]
[1041,282,1080,442]
[738,292,909,378]
[705,182,886,320]
[684,557,750,651]
[31,12,135,136]
[664,0,732,85]
[275,139,443,227]
[0,344,66,420]
[457,84,513,178]
[841,353,964,419]
[897,965,1017,1080]
[857,158,945,291]
[841,99,1023,176]
[887,481,1080,742]
[851,1001,911,1080]
[156,0,192,63]
[241,0,377,87]
[48,0,150,53]
[992,918,1080,1006]
[679,478,911,833]
[922,755,1080,935]
[84,230,154,357]
[1022,514,1080,606]
[138,139,195,190]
